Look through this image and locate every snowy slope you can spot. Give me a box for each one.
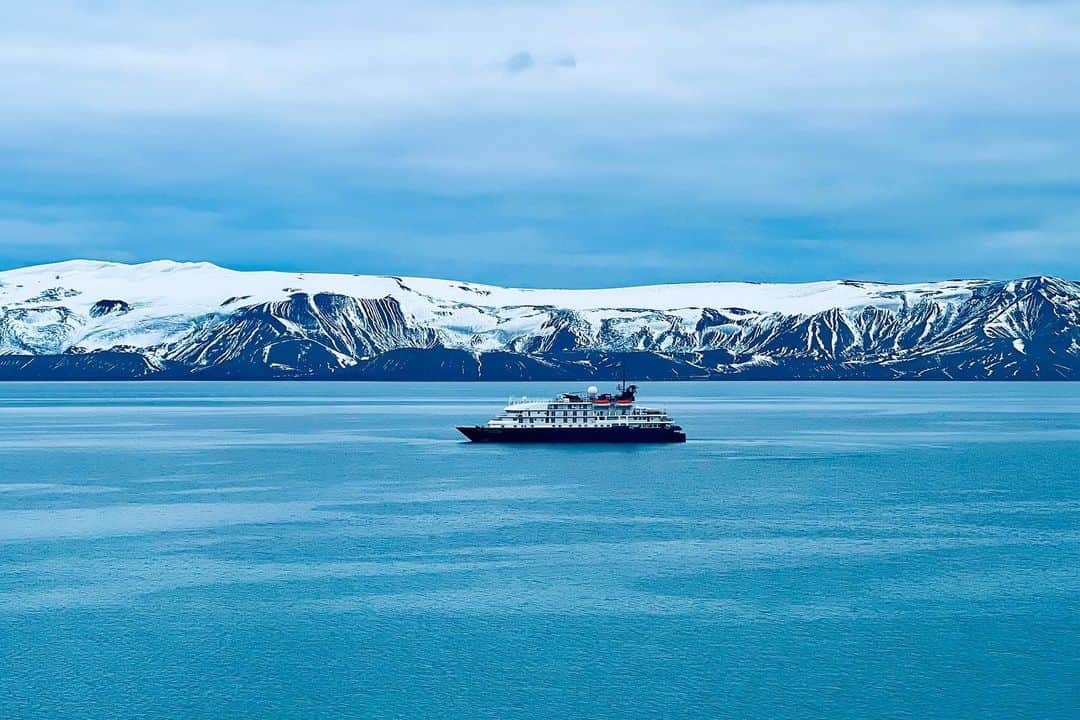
[0,260,983,352]
[0,260,1075,379]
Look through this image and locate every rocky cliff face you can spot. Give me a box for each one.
[163,293,438,376]
[0,261,1077,379]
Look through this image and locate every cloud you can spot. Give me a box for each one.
[7,1,1076,125]
[1,1,1079,283]
[505,51,534,74]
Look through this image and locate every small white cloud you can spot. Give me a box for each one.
[505,51,534,74]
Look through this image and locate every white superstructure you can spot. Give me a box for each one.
[484,385,677,430]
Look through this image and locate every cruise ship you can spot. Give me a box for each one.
[457,384,686,443]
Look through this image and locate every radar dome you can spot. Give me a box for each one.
[587,386,599,396]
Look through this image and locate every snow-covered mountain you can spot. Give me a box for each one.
[0,260,1077,380]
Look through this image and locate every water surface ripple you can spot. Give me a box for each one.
[1,382,1077,719]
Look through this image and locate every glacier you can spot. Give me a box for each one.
[0,259,1077,380]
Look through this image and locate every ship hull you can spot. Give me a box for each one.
[457,425,686,443]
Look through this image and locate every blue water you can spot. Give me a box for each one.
[0,382,1077,719]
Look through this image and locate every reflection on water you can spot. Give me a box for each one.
[1,382,1077,719]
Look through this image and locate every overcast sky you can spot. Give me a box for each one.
[2,0,1079,286]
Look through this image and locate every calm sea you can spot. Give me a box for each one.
[1,382,1077,719]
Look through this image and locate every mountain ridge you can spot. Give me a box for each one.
[0,260,1076,380]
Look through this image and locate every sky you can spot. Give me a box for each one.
[2,0,1079,287]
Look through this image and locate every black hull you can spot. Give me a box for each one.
[457,425,686,443]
